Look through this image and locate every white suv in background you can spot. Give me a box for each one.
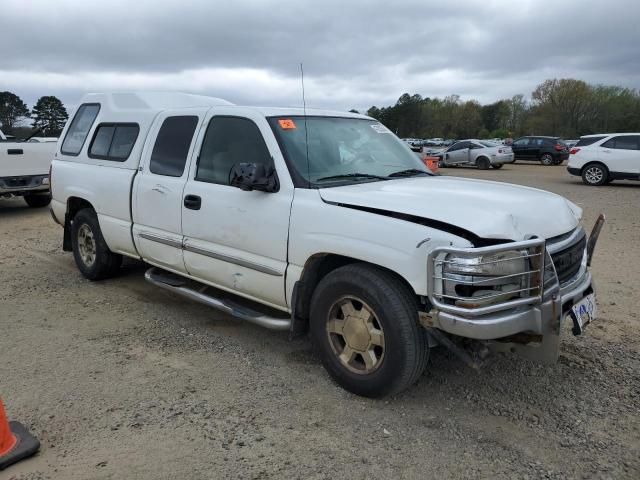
[567,133,640,186]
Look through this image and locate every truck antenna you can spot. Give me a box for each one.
[300,62,311,187]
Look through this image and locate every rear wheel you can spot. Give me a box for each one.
[71,208,122,280]
[310,264,429,397]
[476,157,490,170]
[582,163,608,186]
[24,194,51,208]
[540,153,554,166]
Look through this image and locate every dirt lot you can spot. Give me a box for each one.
[1,164,638,479]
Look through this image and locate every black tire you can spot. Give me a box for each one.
[491,164,503,169]
[476,157,490,170]
[71,208,122,280]
[24,194,51,208]
[540,153,554,166]
[310,263,429,397]
[581,162,608,186]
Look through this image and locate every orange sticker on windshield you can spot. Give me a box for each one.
[278,119,297,129]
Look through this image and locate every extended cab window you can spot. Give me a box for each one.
[89,123,139,161]
[196,116,272,185]
[61,103,100,155]
[149,116,199,177]
[602,135,640,150]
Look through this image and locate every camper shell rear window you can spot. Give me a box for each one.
[61,103,101,156]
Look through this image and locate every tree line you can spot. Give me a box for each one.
[364,78,640,140]
[0,91,68,137]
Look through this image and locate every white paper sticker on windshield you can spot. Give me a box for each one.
[370,123,391,134]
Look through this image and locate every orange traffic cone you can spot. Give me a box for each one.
[0,398,40,470]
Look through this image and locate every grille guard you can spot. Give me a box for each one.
[427,238,547,317]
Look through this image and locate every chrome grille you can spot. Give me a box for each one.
[550,234,586,284]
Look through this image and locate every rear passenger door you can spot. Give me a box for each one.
[599,135,640,175]
[530,138,545,158]
[181,108,294,309]
[132,110,206,273]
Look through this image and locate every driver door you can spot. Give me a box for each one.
[181,108,294,310]
[512,138,530,159]
[445,141,469,165]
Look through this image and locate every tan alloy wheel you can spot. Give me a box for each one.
[326,296,385,374]
[77,224,97,267]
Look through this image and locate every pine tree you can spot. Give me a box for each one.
[31,96,68,136]
[0,91,30,134]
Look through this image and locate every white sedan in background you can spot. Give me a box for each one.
[437,139,514,169]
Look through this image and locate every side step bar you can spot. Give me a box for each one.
[144,267,291,331]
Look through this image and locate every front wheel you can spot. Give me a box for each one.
[24,194,51,208]
[491,164,503,169]
[71,208,122,280]
[540,153,554,166]
[310,264,429,397]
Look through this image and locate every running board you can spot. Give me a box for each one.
[144,267,291,331]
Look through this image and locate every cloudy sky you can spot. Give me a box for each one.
[1,0,639,112]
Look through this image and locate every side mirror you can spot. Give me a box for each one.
[230,163,278,193]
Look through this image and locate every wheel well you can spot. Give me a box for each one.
[291,254,419,331]
[63,197,95,251]
[476,156,489,163]
[67,197,94,218]
[581,161,609,175]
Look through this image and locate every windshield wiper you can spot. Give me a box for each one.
[387,168,431,178]
[315,173,390,182]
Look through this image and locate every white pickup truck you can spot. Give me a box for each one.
[50,92,604,397]
[1,128,54,207]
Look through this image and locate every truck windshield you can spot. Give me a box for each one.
[268,116,430,187]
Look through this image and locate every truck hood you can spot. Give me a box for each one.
[318,176,581,242]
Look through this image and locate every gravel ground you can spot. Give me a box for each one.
[1,163,638,479]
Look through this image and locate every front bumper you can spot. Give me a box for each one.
[423,215,604,363]
[425,268,592,340]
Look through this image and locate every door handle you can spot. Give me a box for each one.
[184,194,201,210]
[7,149,23,155]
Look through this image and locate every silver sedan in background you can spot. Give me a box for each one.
[436,139,515,169]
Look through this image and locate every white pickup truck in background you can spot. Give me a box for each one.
[1,128,55,207]
[50,92,605,397]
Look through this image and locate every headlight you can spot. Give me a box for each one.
[444,250,526,276]
[430,240,546,314]
[41,176,50,185]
